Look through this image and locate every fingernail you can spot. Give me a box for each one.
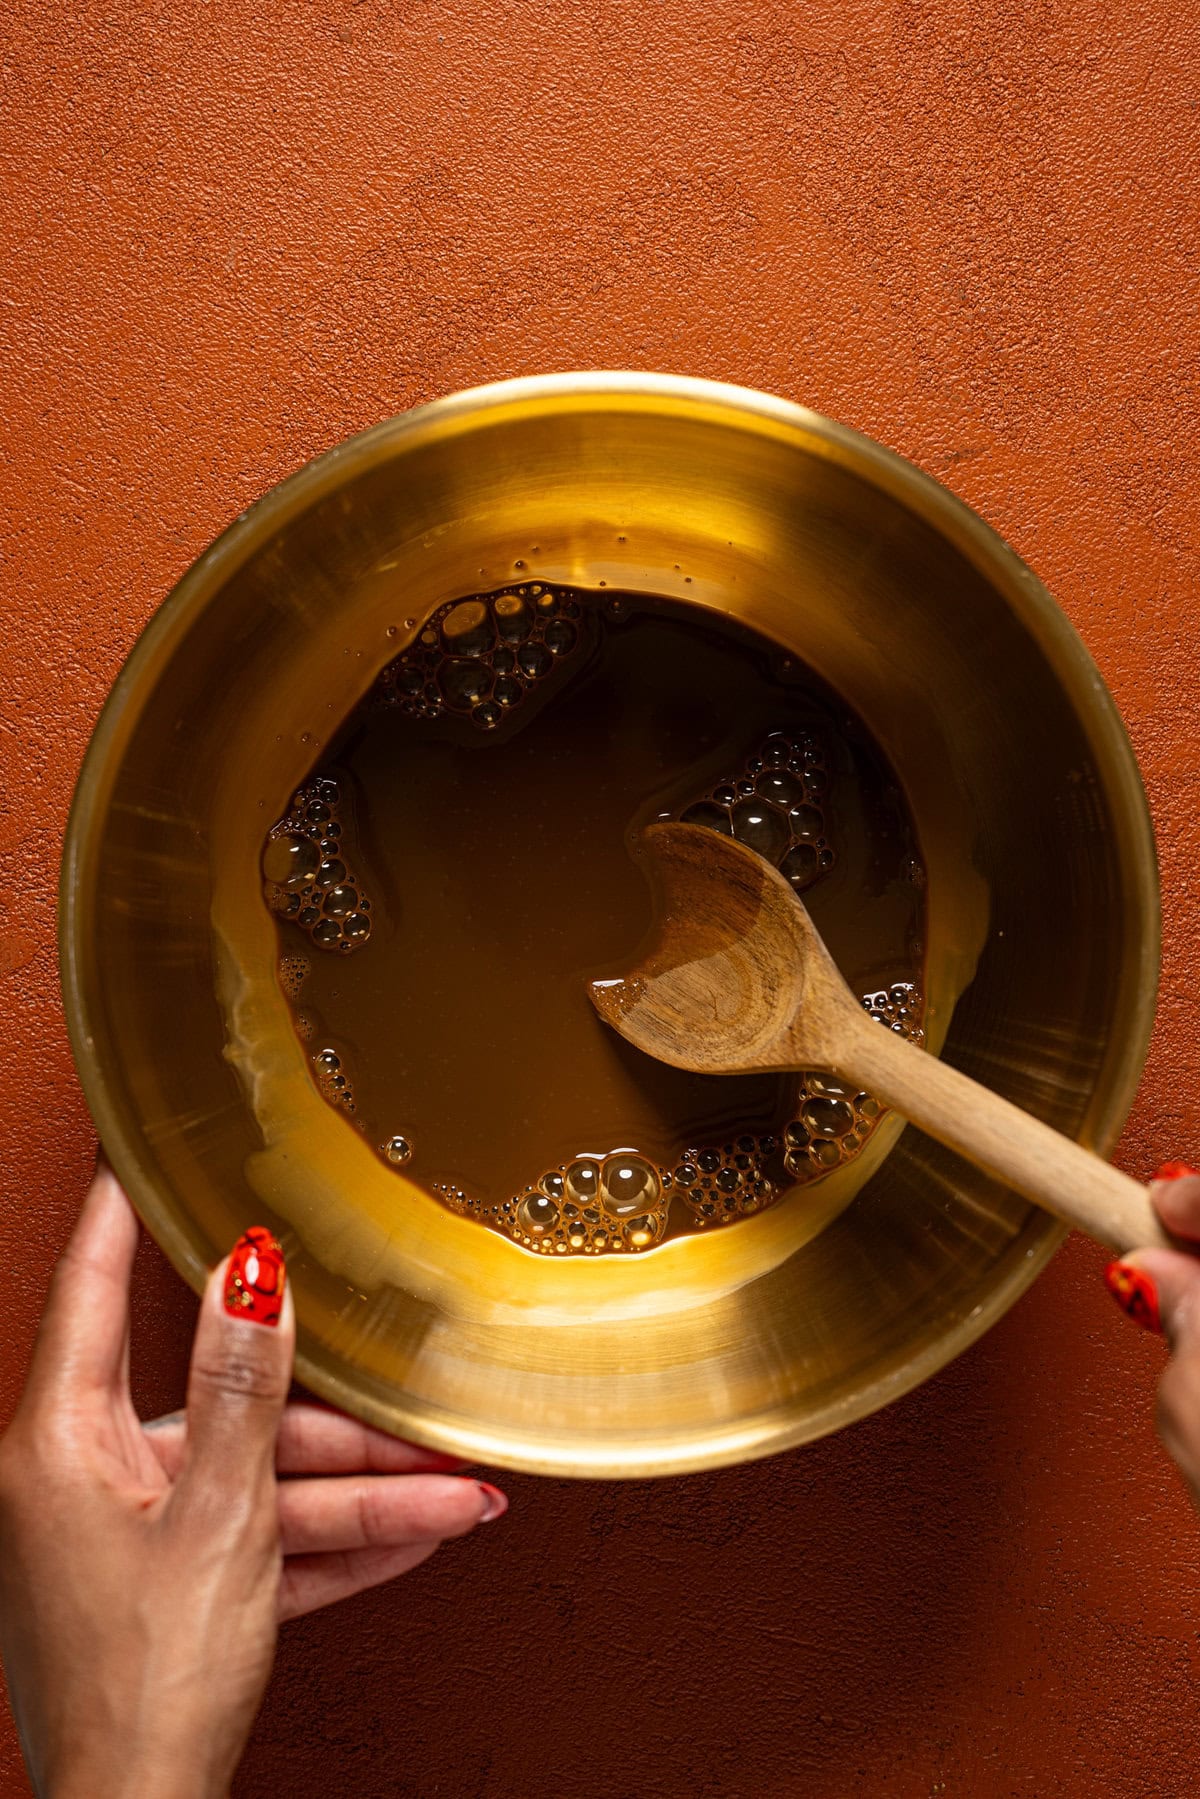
[1104,1260,1162,1334]
[476,1480,508,1522]
[1155,1161,1200,1182]
[224,1227,286,1328]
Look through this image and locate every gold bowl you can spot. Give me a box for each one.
[60,374,1159,1477]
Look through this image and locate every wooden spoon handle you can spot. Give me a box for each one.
[842,1022,1170,1253]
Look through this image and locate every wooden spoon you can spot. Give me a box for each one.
[588,823,1169,1253]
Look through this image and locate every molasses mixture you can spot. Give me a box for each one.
[262,585,926,1256]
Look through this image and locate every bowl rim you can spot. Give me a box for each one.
[58,371,1161,1477]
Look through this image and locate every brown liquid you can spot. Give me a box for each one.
[263,586,926,1255]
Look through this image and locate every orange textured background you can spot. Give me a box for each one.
[3,3,1200,1794]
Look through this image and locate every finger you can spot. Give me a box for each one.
[1156,1344,1200,1506]
[276,1474,505,1556]
[278,1540,451,1623]
[22,1162,139,1409]
[173,1227,294,1514]
[1150,1163,1200,1243]
[142,1402,466,1480]
[1104,1247,1200,1345]
[1105,1246,1200,1510]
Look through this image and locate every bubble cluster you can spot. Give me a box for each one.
[679,730,834,892]
[782,1075,880,1176]
[424,1141,776,1252]
[264,778,373,954]
[374,584,585,732]
[277,954,309,1000]
[862,981,925,1044]
[671,1133,780,1228]
[494,1151,671,1253]
[311,1046,357,1117]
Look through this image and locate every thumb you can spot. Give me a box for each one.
[1107,1248,1200,1504]
[176,1227,294,1509]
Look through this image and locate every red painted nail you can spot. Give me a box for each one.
[224,1227,286,1328]
[1104,1260,1161,1334]
[1154,1161,1200,1183]
[475,1481,508,1522]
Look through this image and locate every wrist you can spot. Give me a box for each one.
[53,1775,221,1799]
[53,1777,220,1799]
[50,1742,226,1799]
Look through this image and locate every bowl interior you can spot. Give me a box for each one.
[61,375,1158,1476]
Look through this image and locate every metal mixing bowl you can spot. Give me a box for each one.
[60,373,1159,1477]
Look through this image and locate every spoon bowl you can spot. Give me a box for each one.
[590,822,841,1074]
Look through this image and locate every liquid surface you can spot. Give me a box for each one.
[264,586,926,1254]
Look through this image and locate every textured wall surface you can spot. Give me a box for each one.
[2,2,1200,1794]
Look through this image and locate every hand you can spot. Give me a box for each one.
[1105,1161,1200,1507]
[0,1165,507,1799]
